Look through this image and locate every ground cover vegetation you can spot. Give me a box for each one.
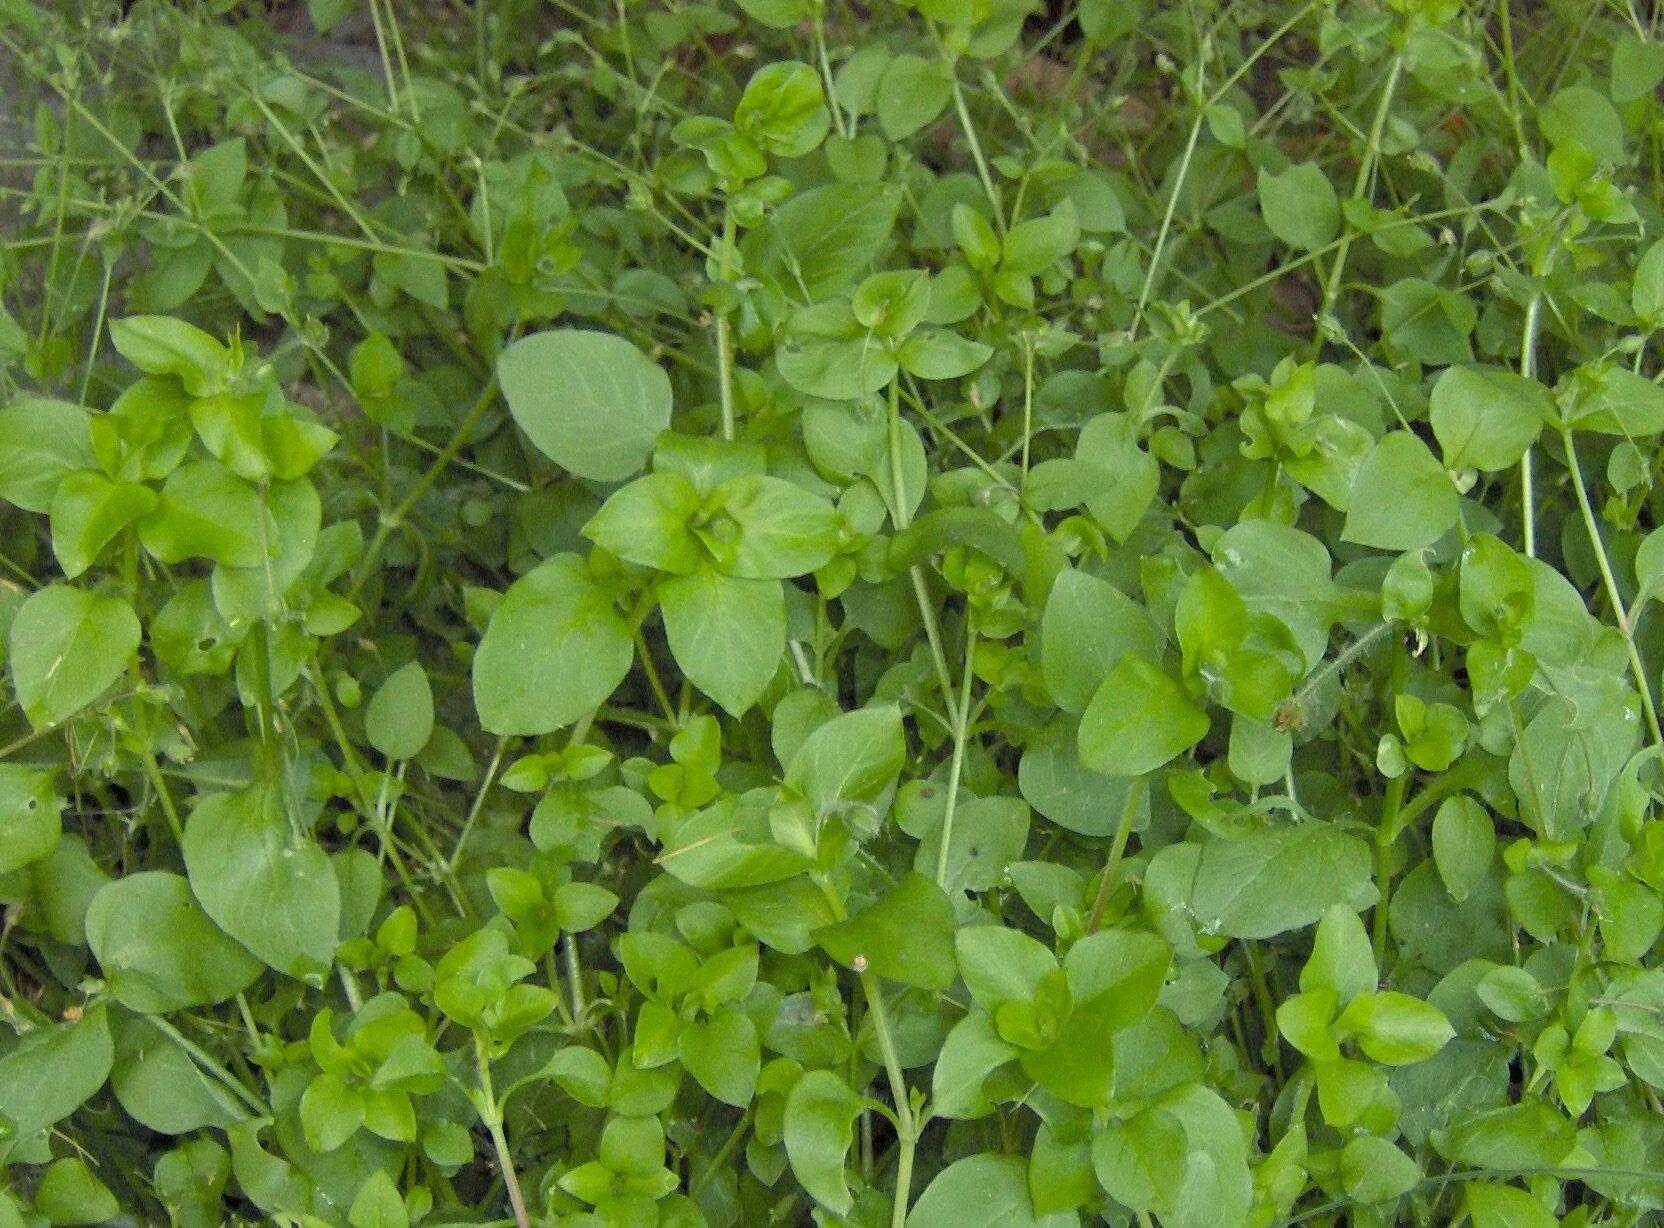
[3,0,1664,1223]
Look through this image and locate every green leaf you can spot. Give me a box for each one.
[1257,162,1340,251]
[783,1070,862,1215]
[1019,735,1142,839]
[110,1013,244,1134]
[1000,205,1079,275]
[720,474,841,579]
[1634,237,1664,327]
[875,53,951,140]
[49,470,159,579]
[85,872,261,1011]
[1476,965,1548,1023]
[1432,795,1495,903]
[189,391,269,480]
[931,1012,1016,1119]
[583,472,703,574]
[678,1008,760,1106]
[734,61,829,157]
[1444,1101,1577,1169]
[896,328,993,380]
[777,317,897,400]
[1465,1183,1560,1228]
[1078,656,1209,778]
[1340,1135,1420,1204]
[1341,431,1460,551]
[954,925,1058,1011]
[1539,83,1625,161]
[8,585,140,729]
[348,1171,409,1228]
[746,183,901,299]
[1092,1107,1185,1214]
[952,204,1001,270]
[109,315,232,396]
[1299,905,1377,1004]
[917,794,1030,896]
[300,1071,364,1153]
[907,1153,1066,1228]
[0,764,61,875]
[815,873,956,991]
[785,704,906,815]
[0,1009,112,1162]
[139,460,268,566]
[1211,520,1336,670]
[497,329,673,483]
[365,661,434,761]
[656,798,812,891]
[1336,990,1454,1064]
[1188,826,1377,939]
[1380,278,1475,366]
[1430,365,1552,472]
[1560,364,1664,436]
[35,1155,121,1225]
[1040,569,1159,714]
[1076,412,1158,542]
[182,785,341,983]
[1079,0,1144,43]
[1151,1083,1254,1228]
[659,568,784,717]
[473,554,634,735]
[0,397,93,513]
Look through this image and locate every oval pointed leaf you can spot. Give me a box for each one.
[497,329,672,483]
[473,554,634,735]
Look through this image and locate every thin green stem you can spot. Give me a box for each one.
[138,745,184,845]
[933,616,978,889]
[1374,772,1407,961]
[813,872,919,1225]
[1086,777,1146,933]
[475,1035,532,1228]
[863,976,917,1228]
[77,259,112,406]
[449,736,507,875]
[1520,294,1542,557]
[563,933,587,1024]
[348,377,499,604]
[1395,755,1497,835]
[305,657,430,921]
[144,1014,268,1117]
[1497,0,1530,155]
[947,68,1003,234]
[815,17,849,139]
[716,201,738,442]
[1019,335,1035,481]
[1282,621,1395,723]
[887,381,955,702]
[1316,54,1405,349]
[1561,427,1664,747]
[691,1108,756,1199]
[248,94,382,246]
[1129,100,1203,339]
[1374,640,1410,960]
[1242,941,1285,1082]
[365,0,402,112]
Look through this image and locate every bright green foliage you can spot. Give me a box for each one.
[3,1,1664,1225]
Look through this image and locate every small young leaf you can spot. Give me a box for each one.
[1078,656,1208,778]
[1257,163,1340,251]
[1341,431,1460,551]
[365,661,434,761]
